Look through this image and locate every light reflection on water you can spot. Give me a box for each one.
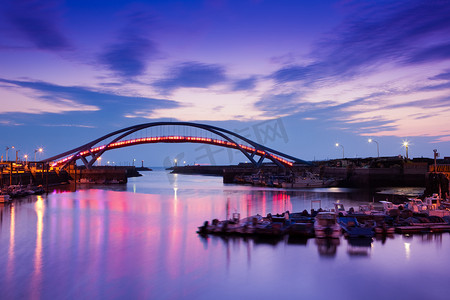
[0,170,449,300]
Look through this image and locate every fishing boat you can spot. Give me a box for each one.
[314,212,341,238]
[379,200,400,211]
[281,172,336,188]
[405,194,450,217]
[197,213,275,236]
[404,198,428,213]
[286,212,315,237]
[338,216,374,238]
[424,193,441,210]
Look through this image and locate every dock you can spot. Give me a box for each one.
[395,224,450,234]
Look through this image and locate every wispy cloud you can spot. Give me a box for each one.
[255,93,304,116]
[419,82,450,92]
[407,42,450,64]
[260,0,450,141]
[154,61,227,93]
[232,77,257,91]
[98,9,158,79]
[271,65,312,83]
[1,0,71,51]
[271,0,450,84]
[99,34,157,78]
[0,78,180,115]
[0,120,23,126]
[429,70,450,81]
[383,96,450,110]
[42,124,96,128]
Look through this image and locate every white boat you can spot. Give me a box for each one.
[424,194,450,217]
[404,198,428,213]
[379,200,401,213]
[282,172,336,188]
[335,202,385,216]
[424,193,441,210]
[314,212,341,238]
[358,204,386,216]
[404,194,450,217]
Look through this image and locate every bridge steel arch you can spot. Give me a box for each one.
[42,122,311,169]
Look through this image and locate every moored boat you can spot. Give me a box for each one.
[286,212,315,237]
[282,172,336,188]
[197,213,272,236]
[404,195,450,217]
[314,212,341,238]
[338,216,374,238]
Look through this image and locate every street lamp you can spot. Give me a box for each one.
[402,141,409,159]
[335,143,344,158]
[24,154,28,163]
[368,138,380,157]
[433,149,439,172]
[97,157,102,166]
[6,146,15,161]
[34,147,43,161]
[174,158,178,167]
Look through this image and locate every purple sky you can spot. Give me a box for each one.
[1,0,450,166]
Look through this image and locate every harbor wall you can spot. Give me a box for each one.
[172,161,431,188]
[67,166,142,184]
[0,170,71,187]
[320,162,427,188]
[0,166,143,188]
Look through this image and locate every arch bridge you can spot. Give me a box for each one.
[42,122,311,169]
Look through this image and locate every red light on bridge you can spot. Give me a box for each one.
[52,135,296,168]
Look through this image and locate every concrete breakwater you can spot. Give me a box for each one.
[0,169,71,187]
[67,166,142,184]
[170,163,429,188]
[170,158,450,196]
[0,165,143,189]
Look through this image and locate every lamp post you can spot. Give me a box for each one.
[34,148,43,161]
[403,141,409,159]
[6,146,15,161]
[97,157,102,166]
[24,154,28,164]
[433,149,439,172]
[368,138,380,157]
[174,158,178,167]
[15,149,20,163]
[335,143,344,158]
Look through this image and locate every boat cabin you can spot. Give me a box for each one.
[379,201,400,212]
[315,212,337,226]
[424,194,441,210]
[334,203,346,214]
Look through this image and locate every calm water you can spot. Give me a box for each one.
[1,170,449,300]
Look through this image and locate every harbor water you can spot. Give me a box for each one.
[1,169,449,300]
